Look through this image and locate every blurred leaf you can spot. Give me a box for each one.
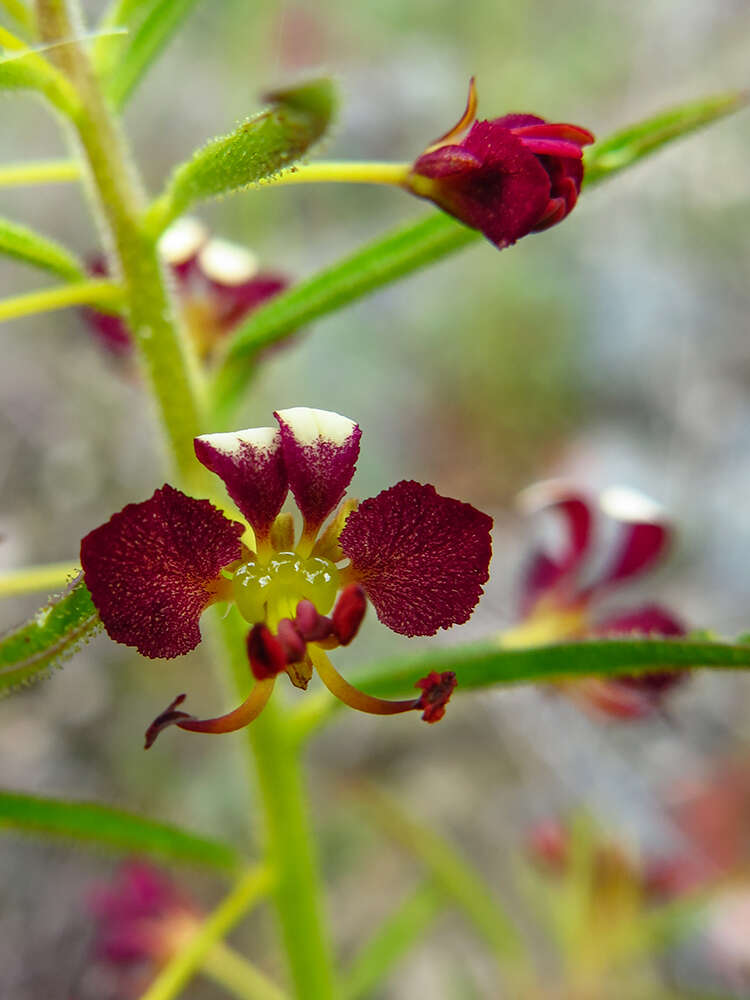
[210,213,474,423]
[0,789,242,870]
[0,576,101,695]
[147,79,336,234]
[341,879,445,1000]
[101,0,201,109]
[584,91,747,184]
[0,0,35,34]
[0,43,79,115]
[0,278,124,322]
[0,216,84,280]
[351,782,525,963]
[213,89,748,421]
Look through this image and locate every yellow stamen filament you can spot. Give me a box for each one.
[309,646,418,716]
[179,678,275,734]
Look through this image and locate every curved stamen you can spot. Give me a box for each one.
[309,645,418,716]
[145,678,275,747]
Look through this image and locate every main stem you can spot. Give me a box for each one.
[34,4,338,995]
[222,613,338,999]
[36,0,205,487]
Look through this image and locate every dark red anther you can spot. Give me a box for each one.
[414,670,457,723]
[144,694,193,749]
[277,617,307,663]
[247,623,288,680]
[332,584,367,645]
[294,599,334,642]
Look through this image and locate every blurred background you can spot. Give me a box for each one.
[2,0,750,996]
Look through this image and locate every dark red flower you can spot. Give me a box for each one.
[406,79,593,249]
[81,408,492,740]
[85,218,287,361]
[509,481,688,718]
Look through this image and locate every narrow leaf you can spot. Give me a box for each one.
[0,43,79,116]
[102,0,201,109]
[147,78,336,234]
[584,91,747,185]
[0,789,242,870]
[210,213,473,421]
[341,879,445,1000]
[213,90,747,421]
[357,636,750,701]
[0,215,84,280]
[0,575,101,696]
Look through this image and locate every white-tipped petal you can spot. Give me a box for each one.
[194,427,287,536]
[158,216,208,265]
[600,486,665,525]
[275,408,361,528]
[198,238,258,286]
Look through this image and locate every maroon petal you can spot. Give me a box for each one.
[194,427,288,538]
[81,485,243,658]
[596,487,671,587]
[275,407,361,529]
[211,274,288,331]
[517,482,593,614]
[339,480,492,637]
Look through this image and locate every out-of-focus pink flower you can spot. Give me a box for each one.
[509,481,687,718]
[406,79,593,249]
[84,218,287,361]
[80,408,491,742]
[88,861,200,994]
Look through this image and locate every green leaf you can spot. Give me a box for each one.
[210,213,474,423]
[212,89,748,421]
[101,0,201,109]
[0,215,84,280]
[0,789,242,870]
[146,78,336,235]
[341,879,445,1000]
[0,44,80,116]
[0,575,101,695]
[584,91,747,185]
[356,636,750,701]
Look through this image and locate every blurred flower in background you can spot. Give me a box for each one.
[84,217,287,364]
[505,481,688,718]
[88,861,200,996]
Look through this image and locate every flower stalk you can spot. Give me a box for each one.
[259,161,411,187]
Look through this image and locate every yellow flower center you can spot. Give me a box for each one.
[232,551,340,626]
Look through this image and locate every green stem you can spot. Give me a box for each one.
[260,161,411,187]
[35,0,206,488]
[0,159,80,186]
[139,865,275,1000]
[0,560,78,596]
[219,611,338,1000]
[203,940,289,1000]
[0,279,122,322]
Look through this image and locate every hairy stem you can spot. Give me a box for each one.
[35,0,206,487]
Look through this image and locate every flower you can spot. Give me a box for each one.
[508,481,687,718]
[405,78,594,249]
[80,407,492,743]
[88,861,200,994]
[85,217,287,361]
